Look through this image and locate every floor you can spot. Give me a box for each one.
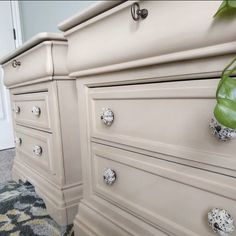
[0,149,74,235]
[0,149,15,184]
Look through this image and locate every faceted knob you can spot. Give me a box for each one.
[32,106,41,116]
[33,145,42,156]
[208,208,235,236]
[14,137,22,146]
[14,106,20,114]
[209,118,236,141]
[103,168,117,185]
[101,108,114,126]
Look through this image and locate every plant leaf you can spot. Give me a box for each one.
[228,0,236,8]
[214,0,228,17]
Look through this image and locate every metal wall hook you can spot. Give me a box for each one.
[131,2,148,21]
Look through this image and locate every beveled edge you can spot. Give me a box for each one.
[0,32,66,65]
[58,0,126,32]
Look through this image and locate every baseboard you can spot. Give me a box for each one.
[73,199,170,236]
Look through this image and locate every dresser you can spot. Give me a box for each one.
[59,1,236,235]
[0,33,82,226]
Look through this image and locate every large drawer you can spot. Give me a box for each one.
[12,91,51,132]
[14,125,56,175]
[88,79,236,177]
[64,1,236,75]
[91,143,236,236]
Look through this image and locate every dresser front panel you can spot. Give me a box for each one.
[15,125,56,175]
[12,92,51,132]
[66,1,236,75]
[91,143,236,236]
[88,79,236,177]
[3,42,53,87]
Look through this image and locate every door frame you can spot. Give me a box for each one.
[10,1,23,48]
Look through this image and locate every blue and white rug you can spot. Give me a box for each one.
[0,181,73,236]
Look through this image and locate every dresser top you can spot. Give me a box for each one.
[0,32,66,64]
[58,1,125,32]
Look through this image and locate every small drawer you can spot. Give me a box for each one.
[88,79,236,177]
[2,39,68,88]
[3,42,53,87]
[14,125,55,175]
[91,143,236,236]
[12,92,51,132]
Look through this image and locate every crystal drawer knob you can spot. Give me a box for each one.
[103,168,116,185]
[32,106,41,116]
[14,137,22,146]
[14,106,20,114]
[33,145,42,156]
[208,208,235,236]
[210,118,236,141]
[101,108,114,126]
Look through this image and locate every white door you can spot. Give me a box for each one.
[0,1,17,150]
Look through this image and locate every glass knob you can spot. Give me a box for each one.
[32,106,41,116]
[210,117,236,141]
[103,168,117,185]
[14,106,20,114]
[33,145,42,156]
[14,137,22,146]
[208,208,235,236]
[101,108,114,126]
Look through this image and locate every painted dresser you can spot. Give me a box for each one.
[0,33,82,226]
[59,1,236,236]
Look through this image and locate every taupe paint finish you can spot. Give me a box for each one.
[61,1,236,233]
[2,38,82,226]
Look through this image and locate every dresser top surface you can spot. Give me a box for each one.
[0,32,66,65]
[58,0,125,32]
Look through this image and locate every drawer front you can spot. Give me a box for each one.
[66,1,236,74]
[3,42,53,87]
[91,143,236,236]
[88,79,236,177]
[12,92,51,131]
[14,126,55,175]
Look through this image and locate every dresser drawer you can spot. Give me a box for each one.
[14,126,55,175]
[91,143,236,236]
[88,79,236,177]
[2,39,68,88]
[65,1,236,75]
[12,92,51,131]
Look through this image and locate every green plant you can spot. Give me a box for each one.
[214,0,236,17]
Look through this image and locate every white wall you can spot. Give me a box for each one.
[19,1,95,42]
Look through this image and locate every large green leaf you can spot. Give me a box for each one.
[214,0,236,17]
[214,61,236,129]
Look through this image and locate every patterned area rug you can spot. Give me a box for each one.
[0,181,74,236]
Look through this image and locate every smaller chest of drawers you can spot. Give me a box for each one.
[0,33,82,226]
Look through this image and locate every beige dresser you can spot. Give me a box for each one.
[0,33,82,226]
[59,1,236,236]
